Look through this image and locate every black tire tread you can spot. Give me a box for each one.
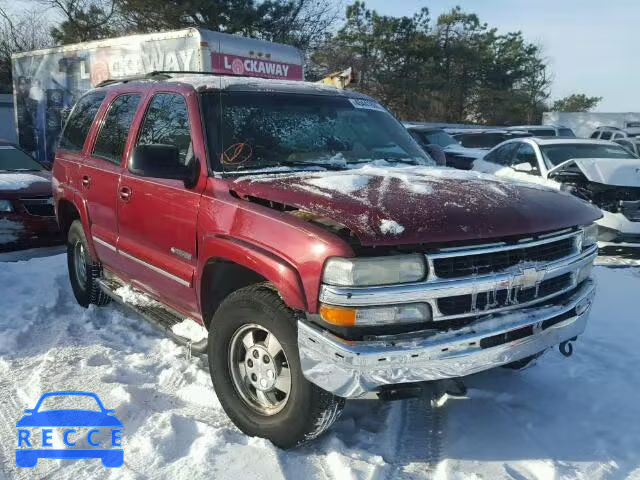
[209,283,344,448]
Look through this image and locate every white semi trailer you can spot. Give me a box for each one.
[11,28,304,165]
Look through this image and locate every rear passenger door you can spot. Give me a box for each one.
[82,93,142,266]
[116,92,204,317]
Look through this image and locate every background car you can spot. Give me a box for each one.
[474,138,640,249]
[449,128,533,149]
[0,144,62,252]
[613,137,640,156]
[404,123,485,169]
[590,125,640,141]
[506,124,575,137]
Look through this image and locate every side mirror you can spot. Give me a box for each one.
[512,162,534,173]
[129,144,199,188]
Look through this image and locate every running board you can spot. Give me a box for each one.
[97,276,208,356]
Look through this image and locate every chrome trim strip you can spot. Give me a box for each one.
[428,229,580,260]
[300,280,595,398]
[319,245,597,320]
[119,250,191,287]
[93,237,117,252]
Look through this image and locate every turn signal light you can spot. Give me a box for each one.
[319,305,357,327]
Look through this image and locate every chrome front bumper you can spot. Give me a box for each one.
[299,279,595,398]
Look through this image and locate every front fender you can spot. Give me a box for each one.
[198,234,307,311]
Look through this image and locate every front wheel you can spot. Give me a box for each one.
[208,284,344,448]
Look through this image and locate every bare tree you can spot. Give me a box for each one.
[0,6,53,92]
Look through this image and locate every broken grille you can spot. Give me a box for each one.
[437,273,574,317]
[431,235,577,279]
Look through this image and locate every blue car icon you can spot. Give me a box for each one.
[16,391,123,468]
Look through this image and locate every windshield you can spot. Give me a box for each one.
[202,92,430,172]
[414,130,458,148]
[541,143,637,166]
[0,146,44,172]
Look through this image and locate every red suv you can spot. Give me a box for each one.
[53,73,601,448]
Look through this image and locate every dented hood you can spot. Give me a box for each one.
[558,158,640,187]
[231,165,601,246]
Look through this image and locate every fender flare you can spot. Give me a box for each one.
[198,235,307,311]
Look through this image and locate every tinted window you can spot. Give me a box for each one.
[484,142,518,165]
[419,130,457,148]
[58,93,106,152]
[599,131,612,140]
[530,129,556,137]
[92,94,141,164]
[541,143,637,166]
[558,128,575,137]
[590,131,600,139]
[205,92,429,172]
[455,133,507,149]
[137,94,193,165]
[0,146,44,171]
[612,132,624,139]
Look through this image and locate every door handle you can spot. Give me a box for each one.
[119,186,132,202]
[81,175,91,188]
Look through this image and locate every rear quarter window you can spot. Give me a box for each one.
[58,93,106,152]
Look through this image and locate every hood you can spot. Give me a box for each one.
[558,158,640,187]
[232,164,601,246]
[0,171,52,198]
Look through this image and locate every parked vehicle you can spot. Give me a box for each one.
[54,72,600,448]
[613,137,640,156]
[0,144,62,251]
[474,138,640,248]
[404,124,485,169]
[543,111,640,139]
[448,128,533,149]
[590,126,640,141]
[506,125,576,137]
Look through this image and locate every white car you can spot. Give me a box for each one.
[474,138,640,249]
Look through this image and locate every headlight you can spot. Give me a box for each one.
[582,223,598,248]
[322,254,427,286]
[319,303,432,327]
[0,200,14,212]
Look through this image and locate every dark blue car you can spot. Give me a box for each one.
[16,391,123,468]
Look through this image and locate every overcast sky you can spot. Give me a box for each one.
[355,0,638,112]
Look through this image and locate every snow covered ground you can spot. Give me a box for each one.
[1,253,640,479]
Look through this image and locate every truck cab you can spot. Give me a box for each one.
[53,73,601,448]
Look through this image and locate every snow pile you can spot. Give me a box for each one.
[473,158,562,190]
[0,173,50,191]
[306,174,370,194]
[172,319,208,343]
[115,284,162,307]
[2,252,640,479]
[379,219,405,235]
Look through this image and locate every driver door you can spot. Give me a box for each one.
[116,91,205,317]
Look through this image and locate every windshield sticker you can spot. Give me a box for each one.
[348,98,387,112]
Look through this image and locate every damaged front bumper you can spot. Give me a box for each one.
[299,279,595,398]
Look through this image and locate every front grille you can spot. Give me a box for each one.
[21,197,55,217]
[432,236,576,279]
[437,273,573,316]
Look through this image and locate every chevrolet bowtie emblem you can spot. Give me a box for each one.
[512,267,545,289]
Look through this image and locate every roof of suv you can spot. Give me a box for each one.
[95,73,372,99]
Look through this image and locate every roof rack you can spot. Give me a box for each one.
[96,70,218,88]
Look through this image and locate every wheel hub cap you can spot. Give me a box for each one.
[245,346,276,391]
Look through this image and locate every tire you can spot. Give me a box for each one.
[67,220,111,308]
[502,352,543,370]
[208,284,344,449]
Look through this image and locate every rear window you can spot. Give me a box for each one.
[558,128,575,137]
[58,93,106,152]
[530,129,556,137]
[455,133,507,149]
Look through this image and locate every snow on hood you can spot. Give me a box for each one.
[0,173,50,191]
[557,158,640,187]
[232,162,601,245]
